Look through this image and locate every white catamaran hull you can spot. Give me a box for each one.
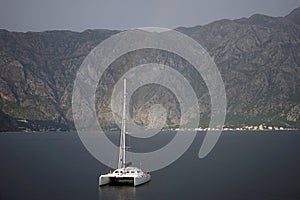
[99,167,151,186]
[99,174,151,186]
[133,175,151,186]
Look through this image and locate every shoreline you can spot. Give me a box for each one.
[0,129,299,134]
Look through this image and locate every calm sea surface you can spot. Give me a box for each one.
[0,131,299,200]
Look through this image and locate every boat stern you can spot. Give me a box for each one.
[99,174,113,186]
[134,173,151,186]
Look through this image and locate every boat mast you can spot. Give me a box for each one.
[118,79,127,169]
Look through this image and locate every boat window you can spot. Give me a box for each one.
[131,171,135,173]
[115,171,119,173]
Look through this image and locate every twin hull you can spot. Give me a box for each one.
[99,170,151,186]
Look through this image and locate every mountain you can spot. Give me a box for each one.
[0,29,120,131]
[0,8,300,131]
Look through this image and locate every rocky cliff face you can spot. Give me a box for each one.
[0,29,120,131]
[177,7,300,128]
[0,8,300,131]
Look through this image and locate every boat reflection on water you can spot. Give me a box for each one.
[99,185,136,200]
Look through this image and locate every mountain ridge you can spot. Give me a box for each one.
[0,8,300,131]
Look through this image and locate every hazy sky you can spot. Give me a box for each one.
[1,0,300,32]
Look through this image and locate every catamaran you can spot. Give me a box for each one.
[99,79,151,186]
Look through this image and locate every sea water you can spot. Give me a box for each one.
[0,131,299,200]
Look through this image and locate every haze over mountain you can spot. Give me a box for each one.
[0,7,299,131]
